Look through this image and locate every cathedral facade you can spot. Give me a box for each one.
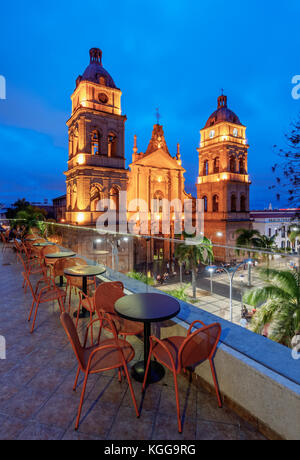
[65,48,251,262]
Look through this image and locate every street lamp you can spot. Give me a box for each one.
[206,259,253,322]
[205,265,217,293]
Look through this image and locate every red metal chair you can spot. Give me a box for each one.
[75,281,124,343]
[94,282,144,341]
[142,320,222,433]
[1,232,14,252]
[60,311,139,430]
[22,270,66,333]
[64,257,97,312]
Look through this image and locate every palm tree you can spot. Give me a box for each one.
[175,236,214,299]
[14,206,45,233]
[256,234,277,269]
[236,228,261,286]
[235,228,262,255]
[243,268,300,347]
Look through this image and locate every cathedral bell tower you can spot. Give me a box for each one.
[65,48,128,225]
[196,94,252,261]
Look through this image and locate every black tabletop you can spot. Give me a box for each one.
[45,251,76,258]
[64,264,106,277]
[115,293,180,323]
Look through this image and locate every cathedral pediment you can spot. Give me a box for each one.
[131,148,185,171]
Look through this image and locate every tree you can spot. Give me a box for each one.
[175,236,214,299]
[243,268,300,347]
[6,198,30,218]
[235,228,262,285]
[256,234,277,269]
[13,206,45,233]
[269,113,300,207]
[235,228,262,256]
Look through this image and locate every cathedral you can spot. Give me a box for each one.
[65,48,251,262]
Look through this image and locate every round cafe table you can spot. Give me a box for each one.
[115,293,180,384]
[45,251,76,286]
[33,241,56,247]
[64,264,106,318]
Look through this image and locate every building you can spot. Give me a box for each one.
[53,195,66,222]
[65,48,191,263]
[251,207,300,252]
[127,124,192,263]
[64,48,253,263]
[65,48,128,226]
[196,94,252,261]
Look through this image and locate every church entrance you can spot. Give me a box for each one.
[153,239,164,261]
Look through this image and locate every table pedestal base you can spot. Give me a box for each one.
[131,360,165,384]
[73,309,90,319]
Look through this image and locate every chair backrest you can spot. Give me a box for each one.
[60,312,86,369]
[41,245,59,257]
[0,232,6,243]
[178,322,221,371]
[72,257,87,266]
[21,271,37,302]
[52,257,74,277]
[94,282,124,315]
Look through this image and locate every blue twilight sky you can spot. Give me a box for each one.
[0,0,299,209]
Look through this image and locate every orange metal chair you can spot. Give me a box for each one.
[65,257,96,312]
[23,270,66,333]
[41,244,60,267]
[94,282,144,341]
[76,281,124,343]
[60,311,139,430]
[17,253,44,292]
[1,232,14,252]
[142,320,222,433]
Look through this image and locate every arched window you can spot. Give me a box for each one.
[231,194,237,212]
[203,160,209,176]
[240,195,246,212]
[153,191,164,212]
[229,156,236,172]
[212,195,219,212]
[91,130,100,155]
[110,186,120,212]
[202,196,208,213]
[90,184,104,212]
[239,157,245,174]
[99,76,106,86]
[108,133,118,157]
[213,157,220,173]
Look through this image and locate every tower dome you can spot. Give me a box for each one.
[204,94,242,128]
[76,48,117,89]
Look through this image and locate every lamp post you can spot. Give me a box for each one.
[206,265,217,294]
[206,259,253,322]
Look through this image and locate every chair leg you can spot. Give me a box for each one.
[90,311,93,345]
[173,372,182,433]
[75,300,81,329]
[28,299,36,322]
[209,358,222,408]
[75,371,89,430]
[123,364,139,418]
[30,301,40,333]
[73,367,80,391]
